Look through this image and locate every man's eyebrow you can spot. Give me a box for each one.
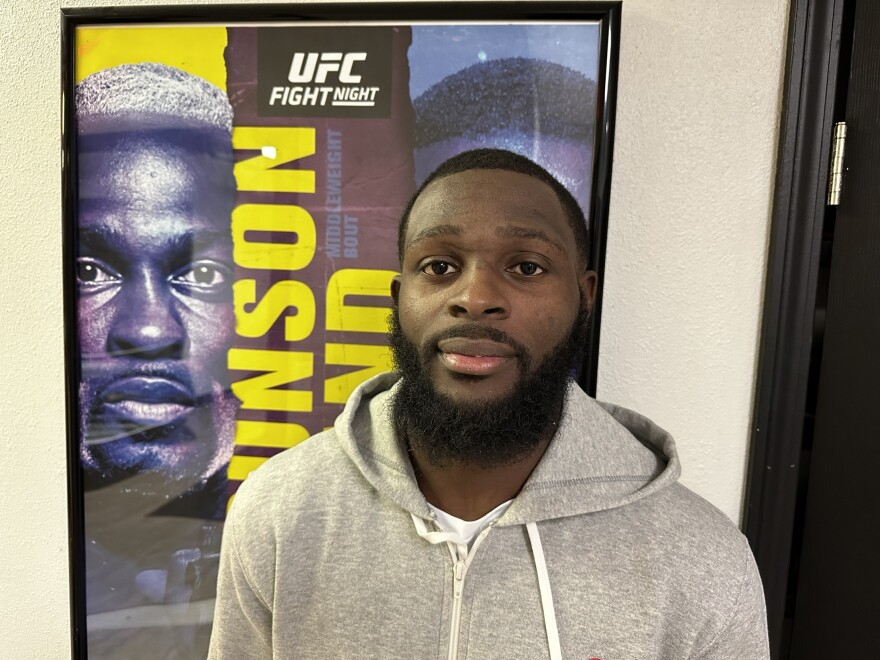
[79,226,230,255]
[496,225,565,253]
[78,226,142,258]
[407,223,462,249]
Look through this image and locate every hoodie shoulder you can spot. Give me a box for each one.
[654,481,750,558]
[234,371,401,507]
[229,428,353,523]
[504,384,680,524]
[228,372,427,537]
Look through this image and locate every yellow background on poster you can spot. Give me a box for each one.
[75,26,227,90]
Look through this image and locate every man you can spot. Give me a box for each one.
[210,149,769,658]
[76,63,238,657]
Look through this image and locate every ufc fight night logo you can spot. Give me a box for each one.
[258,27,392,118]
[271,52,377,108]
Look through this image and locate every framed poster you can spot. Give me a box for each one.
[62,3,620,657]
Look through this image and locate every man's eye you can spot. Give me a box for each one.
[76,259,119,284]
[421,261,458,276]
[510,262,545,276]
[172,261,231,289]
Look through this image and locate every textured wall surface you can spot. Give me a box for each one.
[0,0,788,656]
[597,0,788,529]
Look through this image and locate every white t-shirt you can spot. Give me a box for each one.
[428,499,513,548]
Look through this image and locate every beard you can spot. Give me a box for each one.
[389,299,590,469]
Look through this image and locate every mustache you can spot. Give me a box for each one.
[423,324,529,356]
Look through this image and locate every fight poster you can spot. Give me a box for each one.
[68,17,604,659]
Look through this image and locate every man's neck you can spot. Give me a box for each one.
[408,436,553,521]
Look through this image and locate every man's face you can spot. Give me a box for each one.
[394,168,596,406]
[77,132,236,486]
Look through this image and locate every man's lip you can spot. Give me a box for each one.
[99,377,195,427]
[436,338,516,358]
[436,338,516,376]
[101,376,194,404]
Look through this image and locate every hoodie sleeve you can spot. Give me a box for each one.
[690,543,770,659]
[207,499,273,659]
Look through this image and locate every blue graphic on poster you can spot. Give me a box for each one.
[409,24,600,211]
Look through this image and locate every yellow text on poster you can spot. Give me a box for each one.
[75,26,227,90]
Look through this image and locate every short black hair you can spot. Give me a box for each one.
[414,58,596,147]
[398,148,591,269]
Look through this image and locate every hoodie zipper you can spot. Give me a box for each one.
[448,557,465,660]
[447,525,493,660]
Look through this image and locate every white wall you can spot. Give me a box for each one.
[0,0,788,656]
[598,0,788,526]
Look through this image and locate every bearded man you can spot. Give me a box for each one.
[209,149,769,659]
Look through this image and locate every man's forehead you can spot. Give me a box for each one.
[407,169,570,241]
[80,136,231,213]
[105,145,196,203]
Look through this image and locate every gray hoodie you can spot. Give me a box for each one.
[209,373,769,659]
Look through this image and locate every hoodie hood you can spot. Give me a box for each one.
[333,372,681,526]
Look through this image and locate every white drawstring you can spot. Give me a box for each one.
[411,512,461,545]
[411,513,469,578]
[527,521,562,660]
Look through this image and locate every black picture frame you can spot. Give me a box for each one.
[62,3,620,657]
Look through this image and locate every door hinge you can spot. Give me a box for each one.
[827,121,847,206]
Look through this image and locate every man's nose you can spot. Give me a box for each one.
[106,273,187,359]
[447,265,510,320]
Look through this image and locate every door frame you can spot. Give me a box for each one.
[742,0,846,656]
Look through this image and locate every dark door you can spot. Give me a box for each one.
[787,2,880,656]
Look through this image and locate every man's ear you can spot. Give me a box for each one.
[391,275,401,303]
[579,270,598,311]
